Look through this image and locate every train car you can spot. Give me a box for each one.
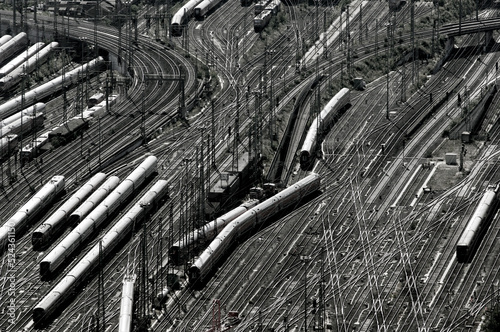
[0,42,45,78]
[68,176,121,225]
[40,156,157,278]
[0,176,65,253]
[20,130,51,161]
[194,0,223,19]
[0,113,44,138]
[0,134,18,160]
[32,173,108,249]
[0,32,29,65]
[169,199,259,265]
[0,42,59,91]
[0,35,12,47]
[33,179,168,324]
[1,102,45,128]
[171,0,204,36]
[188,173,321,284]
[88,92,104,107]
[255,0,269,14]
[457,185,498,263]
[48,117,88,146]
[300,88,350,170]
[119,275,136,332]
[254,9,272,32]
[267,0,281,15]
[0,56,103,120]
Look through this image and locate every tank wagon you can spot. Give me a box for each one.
[188,173,321,284]
[0,42,45,78]
[0,176,65,254]
[0,134,18,160]
[0,32,28,65]
[68,176,121,225]
[0,42,59,91]
[119,275,137,332]
[32,173,108,249]
[0,56,103,120]
[457,185,499,263]
[33,179,168,324]
[300,88,350,170]
[40,156,157,278]
[171,0,204,36]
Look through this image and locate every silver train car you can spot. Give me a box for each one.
[457,185,498,263]
[0,42,45,78]
[0,42,59,91]
[32,173,108,249]
[0,56,103,120]
[188,173,321,283]
[40,156,157,278]
[119,275,137,332]
[171,0,204,36]
[33,180,168,324]
[0,32,28,65]
[169,199,259,265]
[0,176,65,253]
[300,88,350,170]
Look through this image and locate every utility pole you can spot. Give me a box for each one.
[98,241,105,332]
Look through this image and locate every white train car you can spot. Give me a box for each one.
[32,173,108,249]
[168,199,259,265]
[171,0,204,36]
[0,42,45,78]
[0,134,18,160]
[0,42,59,91]
[68,176,121,225]
[300,88,350,170]
[194,0,223,19]
[33,179,168,324]
[119,275,136,332]
[0,35,12,47]
[88,92,104,107]
[188,173,321,283]
[0,176,65,253]
[1,103,45,128]
[40,156,157,278]
[0,113,44,138]
[0,56,103,120]
[0,32,29,65]
[457,185,498,263]
[254,10,272,32]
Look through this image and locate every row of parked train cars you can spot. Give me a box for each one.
[0,155,165,330]
[171,0,281,35]
[0,92,118,162]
